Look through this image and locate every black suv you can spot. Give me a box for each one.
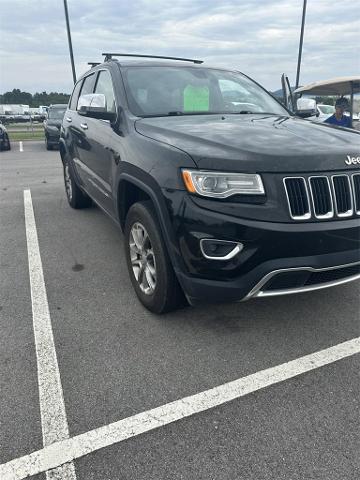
[44,104,67,150]
[60,54,360,313]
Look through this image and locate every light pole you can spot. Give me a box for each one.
[63,0,76,84]
[295,0,307,90]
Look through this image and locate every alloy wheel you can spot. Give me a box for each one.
[129,222,157,295]
[64,164,73,201]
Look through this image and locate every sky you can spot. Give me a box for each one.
[0,0,359,94]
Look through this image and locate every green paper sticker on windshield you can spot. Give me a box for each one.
[183,85,210,111]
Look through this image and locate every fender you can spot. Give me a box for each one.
[117,170,184,274]
[58,137,68,162]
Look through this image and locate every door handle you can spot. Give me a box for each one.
[80,123,88,130]
[66,117,72,122]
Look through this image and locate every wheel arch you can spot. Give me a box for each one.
[117,173,181,273]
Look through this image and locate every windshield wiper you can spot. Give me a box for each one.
[167,111,225,116]
[141,111,224,118]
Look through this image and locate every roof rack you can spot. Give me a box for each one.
[102,53,203,64]
[88,62,101,68]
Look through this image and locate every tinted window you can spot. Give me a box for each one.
[123,67,287,117]
[94,70,116,113]
[77,73,96,109]
[69,80,83,110]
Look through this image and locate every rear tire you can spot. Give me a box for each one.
[124,201,185,314]
[63,157,92,209]
[45,137,52,150]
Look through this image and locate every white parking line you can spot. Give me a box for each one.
[22,189,76,480]
[1,336,359,480]
[19,141,23,152]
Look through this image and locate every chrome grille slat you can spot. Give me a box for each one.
[283,177,311,220]
[352,173,360,215]
[309,176,333,219]
[332,175,353,217]
[284,173,359,220]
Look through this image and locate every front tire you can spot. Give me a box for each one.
[63,157,92,209]
[4,135,11,150]
[124,201,185,314]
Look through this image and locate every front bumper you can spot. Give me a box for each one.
[165,192,360,305]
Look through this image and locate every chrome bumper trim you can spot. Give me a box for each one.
[245,261,360,300]
[200,239,243,261]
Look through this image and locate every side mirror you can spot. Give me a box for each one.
[295,98,316,118]
[295,109,317,118]
[78,93,116,121]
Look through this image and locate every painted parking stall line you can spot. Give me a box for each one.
[1,336,359,480]
[22,189,76,480]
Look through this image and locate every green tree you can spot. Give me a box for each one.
[0,89,70,107]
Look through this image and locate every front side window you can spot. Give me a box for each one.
[94,70,116,113]
[123,66,287,117]
[69,80,83,110]
[77,73,96,110]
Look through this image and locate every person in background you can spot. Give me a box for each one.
[324,97,351,128]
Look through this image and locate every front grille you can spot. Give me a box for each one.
[284,173,360,220]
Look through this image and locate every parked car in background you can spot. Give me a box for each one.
[316,104,335,121]
[38,105,49,120]
[44,104,67,150]
[344,110,360,121]
[0,122,11,151]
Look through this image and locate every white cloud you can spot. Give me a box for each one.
[0,0,359,93]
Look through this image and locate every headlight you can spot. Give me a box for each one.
[182,170,265,198]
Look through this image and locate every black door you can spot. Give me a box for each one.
[75,70,118,215]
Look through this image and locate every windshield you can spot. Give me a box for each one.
[318,105,335,115]
[123,66,287,117]
[48,108,66,120]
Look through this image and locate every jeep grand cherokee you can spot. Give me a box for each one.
[59,54,360,313]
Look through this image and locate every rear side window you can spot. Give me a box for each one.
[69,80,83,111]
[94,70,116,113]
[77,73,96,110]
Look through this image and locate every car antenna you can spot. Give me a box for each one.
[102,53,203,64]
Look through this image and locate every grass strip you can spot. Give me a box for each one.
[8,131,45,141]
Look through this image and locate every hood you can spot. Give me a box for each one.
[135,114,359,173]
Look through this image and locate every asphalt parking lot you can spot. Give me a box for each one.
[0,140,359,480]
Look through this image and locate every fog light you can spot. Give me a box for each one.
[200,239,243,260]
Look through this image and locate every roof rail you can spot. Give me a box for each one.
[88,62,100,68]
[102,53,203,64]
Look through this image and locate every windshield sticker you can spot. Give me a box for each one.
[183,85,210,112]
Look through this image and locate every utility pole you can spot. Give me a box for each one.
[295,0,307,90]
[63,0,76,84]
